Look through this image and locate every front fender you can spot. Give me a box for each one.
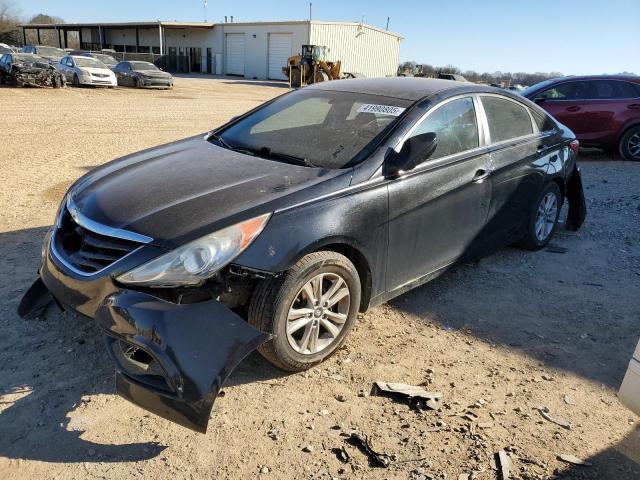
[96,291,269,433]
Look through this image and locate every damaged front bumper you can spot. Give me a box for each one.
[565,166,587,231]
[18,244,269,433]
[98,291,268,432]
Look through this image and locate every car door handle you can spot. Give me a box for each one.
[472,169,490,183]
[628,104,640,110]
[566,106,581,112]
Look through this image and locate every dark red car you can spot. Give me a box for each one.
[522,76,640,160]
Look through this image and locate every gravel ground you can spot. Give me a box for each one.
[0,78,638,480]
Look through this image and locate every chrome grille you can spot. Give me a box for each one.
[54,208,142,273]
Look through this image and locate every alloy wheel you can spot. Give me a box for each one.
[628,132,640,159]
[286,273,350,355]
[535,192,558,241]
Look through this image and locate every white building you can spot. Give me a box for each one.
[21,20,402,80]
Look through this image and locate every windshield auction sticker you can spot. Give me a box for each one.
[357,104,406,116]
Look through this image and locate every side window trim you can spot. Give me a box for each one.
[479,93,539,147]
[539,79,640,101]
[388,94,486,175]
[394,94,480,152]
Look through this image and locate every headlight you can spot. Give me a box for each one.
[116,213,271,287]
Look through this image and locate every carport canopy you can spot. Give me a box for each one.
[18,21,213,53]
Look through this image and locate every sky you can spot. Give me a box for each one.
[13,0,640,75]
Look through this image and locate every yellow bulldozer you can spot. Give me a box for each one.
[283,45,342,88]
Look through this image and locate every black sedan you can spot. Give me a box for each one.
[19,78,586,432]
[112,60,173,88]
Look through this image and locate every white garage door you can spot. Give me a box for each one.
[225,33,245,76]
[268,33,292,80]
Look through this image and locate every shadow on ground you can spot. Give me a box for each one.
[0,226,285,464]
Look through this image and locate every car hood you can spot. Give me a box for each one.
[81,67,114,75]
[137,70,171,78]
[69,135,350,247]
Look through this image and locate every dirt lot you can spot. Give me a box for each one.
[0,77,639,480]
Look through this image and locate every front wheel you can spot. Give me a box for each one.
[517,182,562,250]
[72,74,80,87]
[248,251,361,371]
[619,126,640,161]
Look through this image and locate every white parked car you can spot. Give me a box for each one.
[58,55,117,87]
[619,338,640,415]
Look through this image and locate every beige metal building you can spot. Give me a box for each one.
[21,20,402,80]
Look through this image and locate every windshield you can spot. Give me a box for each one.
[37,46,65,57]
[215,90,411,169]
[75,57,107,69]
[94,54,117,66]
[130,61,159,71]
[521,79,559,97]
[0,47,11,54]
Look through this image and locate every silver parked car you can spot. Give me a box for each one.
[58,55,117,87]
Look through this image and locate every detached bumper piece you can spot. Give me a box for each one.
[565,166,586,231]
[17,277,56,319]
[96,291,269,433]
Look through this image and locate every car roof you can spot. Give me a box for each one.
[307,77,497,101]
[544,74,640,83]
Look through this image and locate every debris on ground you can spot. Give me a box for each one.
[373,381,443,410]
[346,432,392,468]
[538,407,571,430]
[497,449,512,479]
[302,445,314,453]
[563,395,577,406]
[331,446,351,463]
[545,244,568,254]
[558,453,592,466]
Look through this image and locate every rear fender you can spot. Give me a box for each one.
[96,291,269,433]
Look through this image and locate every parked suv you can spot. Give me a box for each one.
[523,76,640,161]
[21,45,66,65]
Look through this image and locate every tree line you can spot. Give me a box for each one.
[400,61,636,87]
[0,1,63,46]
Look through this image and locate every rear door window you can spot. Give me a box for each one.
[481,96,534,143]
[592,80,639,99]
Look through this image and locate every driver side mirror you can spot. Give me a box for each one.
[384,132,438,178]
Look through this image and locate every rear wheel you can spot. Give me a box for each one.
[619,126,640,161]
[517,182,561,250]
[134,77,141,88]
[248,251,361,371]
[289,67,302,87]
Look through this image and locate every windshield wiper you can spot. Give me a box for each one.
[255,147,318,168]
[209,134,257,157]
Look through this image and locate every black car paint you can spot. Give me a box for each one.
[19,78,586,432]
[98,291,268,433]
[113,61,173,88]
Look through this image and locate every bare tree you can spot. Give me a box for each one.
[27,13,64,46]
[0,0,20,45]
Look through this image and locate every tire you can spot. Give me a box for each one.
[619,126,640,161]
[73,74,80,87]
[248,251,361,371]
[134,78,140,88]
[517,182,562,250]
